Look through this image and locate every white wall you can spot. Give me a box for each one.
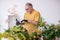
[0,0,60,32]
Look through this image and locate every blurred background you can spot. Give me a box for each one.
[0,0,60,33]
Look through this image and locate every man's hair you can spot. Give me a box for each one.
[26,3,33,7]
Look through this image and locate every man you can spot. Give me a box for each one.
[21,3,41,34]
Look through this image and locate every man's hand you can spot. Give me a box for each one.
[21,20,28,25]
[21,20,38,25]
[21,20,28,23]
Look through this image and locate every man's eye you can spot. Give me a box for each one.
[26,9,28,10]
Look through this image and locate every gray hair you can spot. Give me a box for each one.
[26,3,33,7]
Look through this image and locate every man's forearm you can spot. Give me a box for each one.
[28,20,38,25]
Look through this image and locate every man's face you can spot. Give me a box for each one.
[25,5,33,13]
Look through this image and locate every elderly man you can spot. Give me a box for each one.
[21,3,41,34]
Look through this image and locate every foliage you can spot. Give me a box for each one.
[2,25,40,40]
[40,24,60,40]
[0,17,60,40]
[0,33,3,40]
